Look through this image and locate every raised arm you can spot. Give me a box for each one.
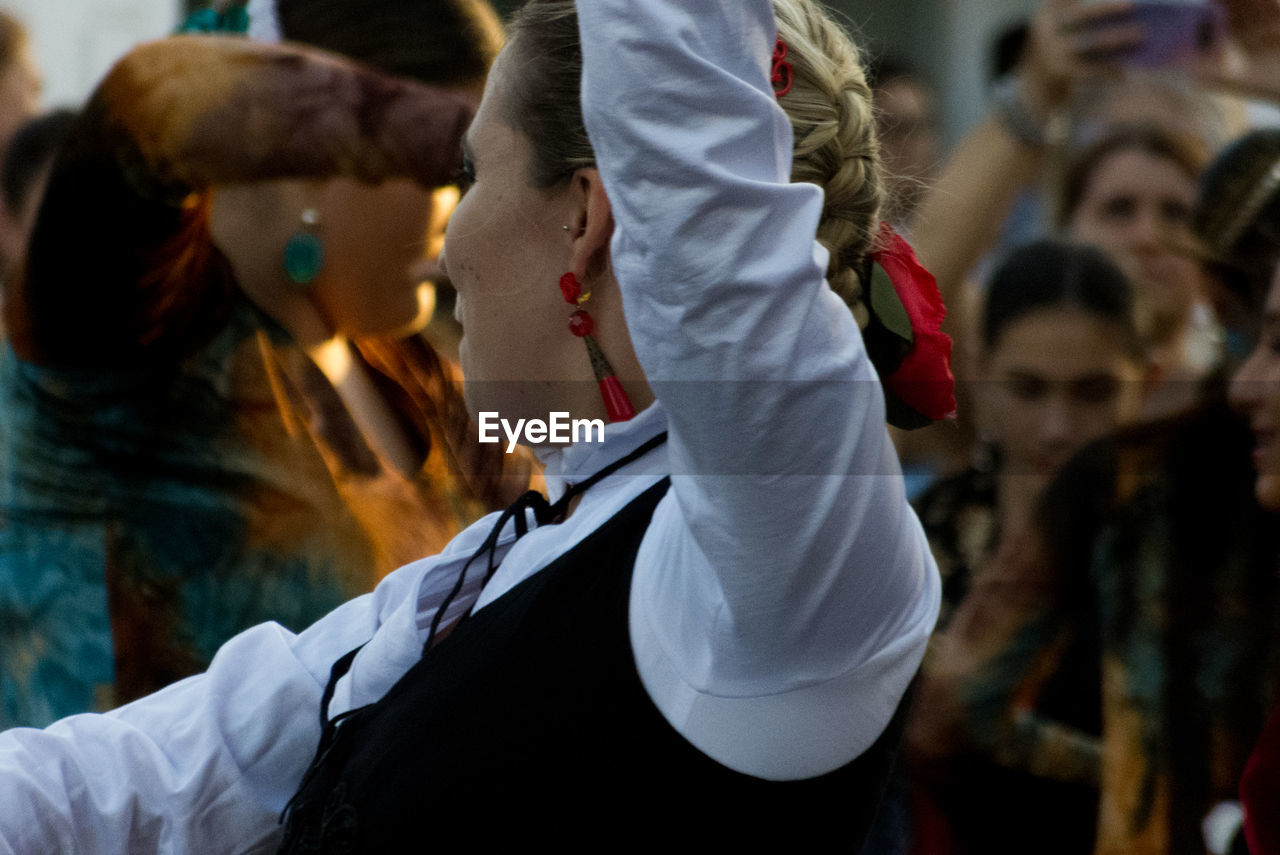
[7,36,471,368]
[911,0,1140,333]
[99,37,470,191]
[579,0,940,777]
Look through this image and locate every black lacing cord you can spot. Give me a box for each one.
[279,644,366,833]
[422,431,668,651]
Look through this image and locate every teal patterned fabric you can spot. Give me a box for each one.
[0,305,352,727]
[0,35,516,732]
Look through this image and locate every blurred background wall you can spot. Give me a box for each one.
[1,0,181,108]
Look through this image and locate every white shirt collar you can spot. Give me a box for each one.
[536,402,669,503]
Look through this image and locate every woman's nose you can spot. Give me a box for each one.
[1039,395,1073,443]
[1230,351,1263,415]
[1127,210,1162,251]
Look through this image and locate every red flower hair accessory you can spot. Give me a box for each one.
[771,38,793,98]
[866,222,956,428]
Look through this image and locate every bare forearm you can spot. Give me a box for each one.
[101,37,473,192]
[910,115,1044,324]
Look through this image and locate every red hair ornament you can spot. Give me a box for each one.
[865,222,956,428]
[771,38,793,98]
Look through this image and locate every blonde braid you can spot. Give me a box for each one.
[772,0,883,328]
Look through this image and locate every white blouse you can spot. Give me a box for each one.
[0,1,939,851]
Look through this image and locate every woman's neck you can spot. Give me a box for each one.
[996,470,1046,545]
[306,335,424,478]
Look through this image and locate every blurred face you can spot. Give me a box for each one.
[1067,149,1202,343]
[0,45,39,147]
[310,177,458,338]
[1229,268,1280,511]
[438,48,579,420]
[982,308,1144,486]
[0,160,51,273]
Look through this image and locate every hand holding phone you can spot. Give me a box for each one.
[1019,0,1221,117]
[1119,0,1226,67]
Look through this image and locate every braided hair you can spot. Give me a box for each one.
[504,0,931,420]
[508,0,884,319]
[772,0,884,327]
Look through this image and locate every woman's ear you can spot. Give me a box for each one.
[566,168,613,280]
[209,181,290,290]
[210,179,335,349]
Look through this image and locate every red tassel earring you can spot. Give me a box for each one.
[559,271,636,423]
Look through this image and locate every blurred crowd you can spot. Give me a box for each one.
[0,0,1277,853]
[867,1,1280,853]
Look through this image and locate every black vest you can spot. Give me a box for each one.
[279,479,905,852]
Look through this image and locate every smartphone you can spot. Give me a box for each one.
[1117,1,1225,68]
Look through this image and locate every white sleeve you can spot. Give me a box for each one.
[0,544,456,853]
[577,0,941,778]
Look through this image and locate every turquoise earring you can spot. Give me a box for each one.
[178,3,249,34]
[283,208,323,286]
